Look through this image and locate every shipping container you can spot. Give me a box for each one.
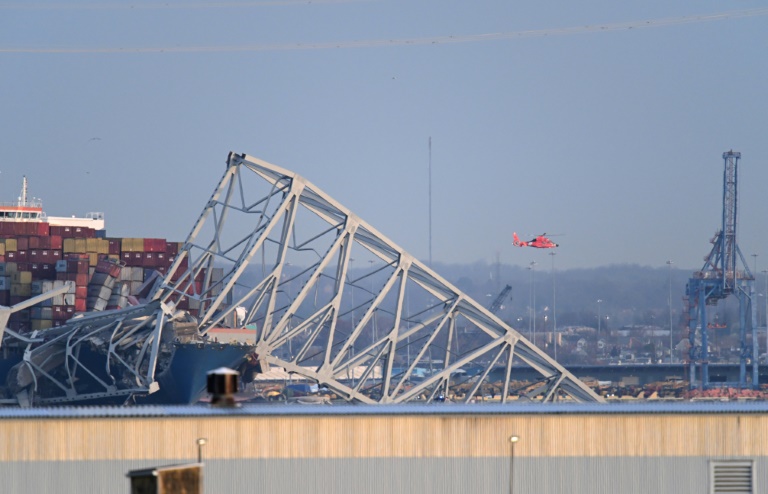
[10,283,31,297]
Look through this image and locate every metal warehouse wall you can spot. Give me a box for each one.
[0,404,765,494]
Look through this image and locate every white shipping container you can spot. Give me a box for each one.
[87,285,113,300]
[31,280,54,295]
[131,267,143,282]
[90,272,116,289]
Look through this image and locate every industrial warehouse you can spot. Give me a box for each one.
[0,402,764,493]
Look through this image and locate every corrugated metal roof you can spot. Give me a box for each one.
[1,400,767,419]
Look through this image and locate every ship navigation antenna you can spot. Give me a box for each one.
[20,175,28,206]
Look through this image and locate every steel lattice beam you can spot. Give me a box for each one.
[153,152,603,404]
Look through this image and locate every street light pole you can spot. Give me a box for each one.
[549,252,557,360]
[196,438,207,464]
[597,299,602,337]
[508,435,519,494]
[530,261,537,346]
[667,260,674,363]
[763,269,768,361]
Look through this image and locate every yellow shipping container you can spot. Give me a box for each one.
[121,238,133,253]
[89,253,99,267]
[0,243,4,256]
[74,238,87,253]
[31,319,53,331]
[99,239,110,255]
[4,238,17,252]
[86,238,100,253]
[63,238,75,253]
[10,271,32,284]
[10,283,31,297]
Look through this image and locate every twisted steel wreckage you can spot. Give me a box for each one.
[0,153,602,406]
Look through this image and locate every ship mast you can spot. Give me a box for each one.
[19,176,28,206]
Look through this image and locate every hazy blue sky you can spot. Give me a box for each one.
[1,1,767,271]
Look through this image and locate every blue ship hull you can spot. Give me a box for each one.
[136,342,256,405]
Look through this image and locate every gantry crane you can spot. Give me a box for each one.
[488,284,512,314]
[685,151,757,389]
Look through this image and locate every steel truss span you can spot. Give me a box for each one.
[153,152,602,404]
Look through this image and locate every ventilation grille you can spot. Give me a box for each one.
[711,460,753,494]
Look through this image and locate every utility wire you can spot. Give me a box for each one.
[1,7,767,53]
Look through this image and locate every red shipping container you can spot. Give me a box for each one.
[108,239,121,255]
[168,256,189,270]
[71,227,95,238]
[5,251,15,261]
[75,286,87,298]
[144,238,168,253]
[36,222,50,236]
[50,226,61,236]
[29,250,39,261]
[56,272,68,281]
[66,273,89,286]
[49,235,62,250]
[50,250,62,261]
[143,252,156,267]
[74,299,86,312]
[17,237,29,250]
[67,259,89,274]
[166,242,179,256]
[28,236,40,249]
[15,250,28,262]
[0,255,5,263]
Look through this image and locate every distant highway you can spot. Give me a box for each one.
[499,363,766,386]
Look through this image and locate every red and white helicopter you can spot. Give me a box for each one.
[513,232,559,249]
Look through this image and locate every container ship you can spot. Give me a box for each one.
[0,177,257,406]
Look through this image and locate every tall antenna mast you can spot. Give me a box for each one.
[428,137,432,267]
[20,175,28,205]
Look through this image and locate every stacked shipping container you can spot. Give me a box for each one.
[0,221,192,332]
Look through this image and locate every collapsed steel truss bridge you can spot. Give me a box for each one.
[1,152,602,405]
[153,152,602,404]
